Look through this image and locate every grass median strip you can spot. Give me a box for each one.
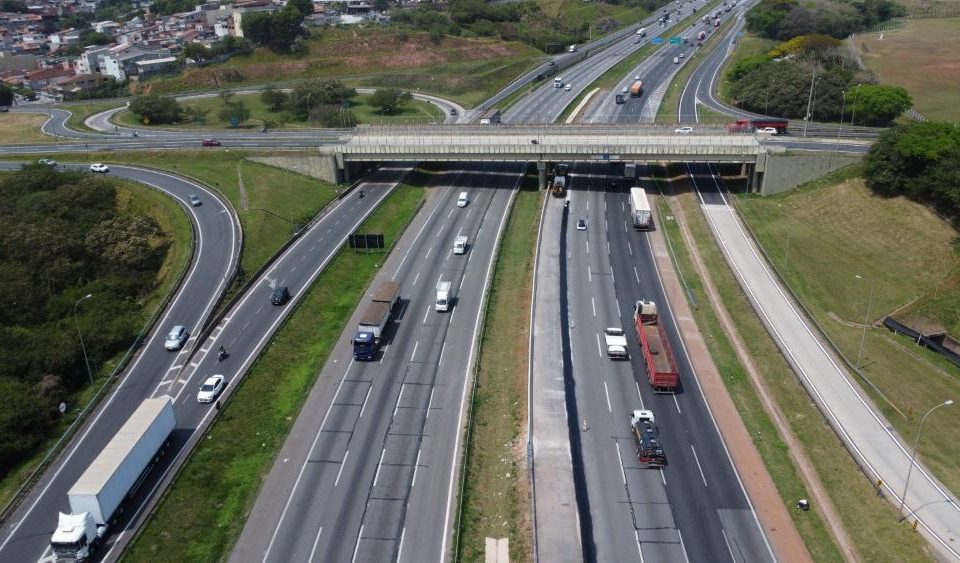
[124,180,425,561]
[654,171,934,561]
[456,172,541,562]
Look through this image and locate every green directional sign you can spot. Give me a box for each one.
[669,36,682,45]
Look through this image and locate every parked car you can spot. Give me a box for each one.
[675,126,694,134]
[164,325,188,351]
[89,163,109,173]
[271,286,291,306]
[38,158,56,166]
[188,194,202,206]
[201,139,221,147]
[197,374,225,403]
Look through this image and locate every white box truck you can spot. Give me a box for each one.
[436,280,452,312]
[629,187,653,230]
[50,397,176,562]
[604,327,629,359]
[453,235,468,255]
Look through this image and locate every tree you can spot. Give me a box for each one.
[260,86,289,111]
[369,88,412,114]
[775,6,816,39]
[180,42,211,63]
[241,7,306,53]
[0,0,28,13]
[287,79,356,119]
[847,84,912,126]
[218,100,251,126]
[287,0,314,16]
[79,30,112,47]
[0,377,49,473]
[0,84,13,107]
[128,94,181,124]
[241,12,273,48]
[183,106,211,125]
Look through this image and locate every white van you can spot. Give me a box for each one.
[457,192,469,207]
[673,57,680,64]
[435,281,452,312]
[568,44,578,52]
[454,235,468,255]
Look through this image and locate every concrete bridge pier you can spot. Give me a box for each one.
[538,161,547,190]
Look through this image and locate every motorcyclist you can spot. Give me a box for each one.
[218,345,226,360]
[359,190,365,198]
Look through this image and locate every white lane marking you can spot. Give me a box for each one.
[308,527,324,563]
[588,266,592,282]
[397,527,407,563]
[373,447,386,487]
[721,529,736,563]
[358,385,372,419]
[425,246,433,260]
[678,527,692,563]
[691,444,708,487]
[379,344,389,364]
[393,384,405,417]
[635,382,645,409]
[423,305,431,324]
[616,299,621,318]
[591,297,596,317]
[585,240,589,254]
[412,271,421,287]
[426,387,435,419]
[628,241,633,256]
[438,343,446,366]
[660,468,666,485]
[634,266,640,283]
[350,525,364,563]
[410,340,419,362]
[411,448,423,488]
[596,333,603,358]
[615,442,627,485]
[635,530,645,563]
[604,381,612,413]
[673,394,682,414]
[335,450,350,487]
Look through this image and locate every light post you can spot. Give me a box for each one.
[854,274,873,370]
[898,399,954,521]
[73,294,94,386]
[836,90,846,151]
[803,66,817,138]
[850,84,861,127]
[305,92,315,128]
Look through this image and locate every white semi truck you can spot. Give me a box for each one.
[453,235,468,255]
[50,397,176,562]
[629,187,653,230]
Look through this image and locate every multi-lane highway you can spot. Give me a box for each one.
[0,163,240,561]
[0,162,407,562]
[230,163,520,562]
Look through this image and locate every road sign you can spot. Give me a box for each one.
[670,36,682,45]
[652,36,664,44]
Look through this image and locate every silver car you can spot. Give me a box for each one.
[164,325,188,351]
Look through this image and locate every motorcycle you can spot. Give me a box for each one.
[218,346,227,362]
[359,190,365,199]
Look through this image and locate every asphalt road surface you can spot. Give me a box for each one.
[0,162,241,563]
[232,162,519,563]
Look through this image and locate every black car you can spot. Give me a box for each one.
[271,286,290,305]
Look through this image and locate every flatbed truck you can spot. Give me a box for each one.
[634,300,680,393]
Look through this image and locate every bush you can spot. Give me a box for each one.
[847,83,911,126]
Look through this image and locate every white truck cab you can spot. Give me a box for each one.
[436,281,452,312]
[603,327,629,359]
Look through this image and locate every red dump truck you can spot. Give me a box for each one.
[728,117,789,134]
[634,300,679,393]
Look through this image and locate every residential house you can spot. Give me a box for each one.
[22,65,73,89]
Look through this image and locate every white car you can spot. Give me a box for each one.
[197,374,225,403]
[755,126,778,135]
[38,158,56,166]
[188,194,202,206]
[89,163,109,173]
[457,192,469,207]
[164,325,188,351]
[576,217,588,231]
[675,126,694,134]
[564,84,572,91]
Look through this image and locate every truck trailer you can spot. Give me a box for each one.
[629,187,653,230]
[50,397,176,562]
[728,117,789,134]
[629,80,643,97]
[352,281,401,360]
[634,300,680,393]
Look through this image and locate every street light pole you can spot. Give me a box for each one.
[73,294,94,386]
[803,65,817,138]
[850,84,860,127]
[898,400,954,521]
[854,274,873,370]
[305,92,314,128]
[836,90,846,151]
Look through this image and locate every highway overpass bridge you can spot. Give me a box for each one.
[317,125,864,194]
